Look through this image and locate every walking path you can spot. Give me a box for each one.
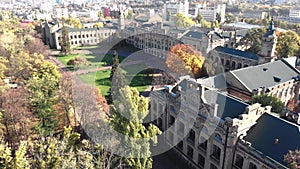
[72,66,112,75]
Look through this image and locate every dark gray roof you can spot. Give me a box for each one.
[230,60,300,91]
[203,90,248,119]
[243,113,300,167]
[126,27,135,32]
[183,30,206,39]
[216,46,258,61]
[198,74,227,89]
[58,26,117,33]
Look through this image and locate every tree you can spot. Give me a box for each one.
[284,149,300,169]
[54,73,75,127]
[26,61,61,135]
[60,25,70,56]
[25,38,49,56]
[98,10,104,19]
[127,10,134,19]
[166,44,205,78]
[110,86,161,169]
[225,13,237,24]
[252,94,284,114]
[238,28,266,54]
[0,88,33,146]
[166,10,171,21]
[211,20,219,28]
[66,57,88,70]
[174,13,195,28]
[276,30,300,58]
[93,22,104,28]
[196,13,203,24]
[66,18,82,29]
[108,52,127,103]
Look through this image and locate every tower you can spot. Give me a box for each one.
[118,9,125,31]
[259,18,277,64]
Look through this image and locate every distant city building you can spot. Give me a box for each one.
[53,7,69,18]
[163,0,189,21]
[195,3,226,23]
[289,7,300,18]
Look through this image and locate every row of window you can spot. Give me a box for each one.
[235,154,258,169]
[69,32,113,39]
[177,141,220,169]
[221,58,249,69]
[70,39,100,45]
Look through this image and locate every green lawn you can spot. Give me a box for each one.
[78,67,152,96]
[56,54,128,70]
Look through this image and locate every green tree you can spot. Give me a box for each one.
[276,30,300,58]
[26,61,61,135]
[13,141,30,169]
[252,94,284,114]
[166,10,171,21]
[211,20,219,28]
[174,13,195,28]
[196,13,203,24]
[110,86,161,169]
[60,25,70,56]
[225,13,236,23]
[108,51,127,103]
[238,28,266,54]
[127,10,134,19]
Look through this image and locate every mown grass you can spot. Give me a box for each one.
[78,66,153,96]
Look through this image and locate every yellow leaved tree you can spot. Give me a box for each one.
[166,44,205,78]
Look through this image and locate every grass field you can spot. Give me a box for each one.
[57,54,127,70]
[78,67,152,96]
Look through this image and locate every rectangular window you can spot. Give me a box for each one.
[211,145,221,161]
[199,137,207,151]
[178,122,184,136]
[187,130,195,145]
[235,154,244,169]
[249,162,257,169]
[210,163,218,169]
[187,146,194,158]
[198,154,205,168]
[177,141,183,151]
[169,115,175,126]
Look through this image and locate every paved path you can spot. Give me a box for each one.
[73,66,112,75]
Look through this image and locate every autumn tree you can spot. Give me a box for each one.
[166,44,205,78]
[54,73,75,127]
[276,30,300,58]
[284,149,300,169]
[67,57,88,70]
[0,88,33,146]
[66,17,83,28]
[110,86,161,169]
[93,22,104,28]
[60,25,71,56]
[174,13,195,28]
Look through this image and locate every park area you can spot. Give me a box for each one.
[55,45,154,96]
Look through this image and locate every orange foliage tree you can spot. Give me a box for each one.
[166,44,205,78]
